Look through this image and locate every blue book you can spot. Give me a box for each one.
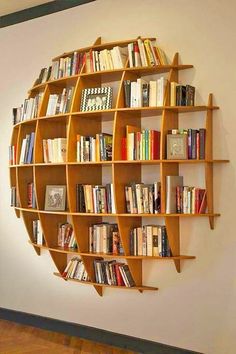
[26,132,35,164]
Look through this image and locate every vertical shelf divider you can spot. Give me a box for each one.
[205,93,214,229]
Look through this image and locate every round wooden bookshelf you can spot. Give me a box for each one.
[9,36,228,296]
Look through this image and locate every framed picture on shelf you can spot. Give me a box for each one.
[167,134,187,159]
[44,185,66,211]
[80,87,113,112]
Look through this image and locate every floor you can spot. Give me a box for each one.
[0,319,137,354]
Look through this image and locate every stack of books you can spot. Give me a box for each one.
[123,77,167,108]
[58,223,77,249]
[130,225,171,257]
[76,183,116,214]
[62,258,89,281]
[170,83,195,106]
[89,223,123,254]
[27,182,36,208]
[125,182,161,214]
[12,93,43,123]
[128,38,168,67]
[34,51,85,85]
[76,133,112,162]
[166,176,207,214]
[32,220,44,245]
[122,125,160,160]
[85,46,128,72]
[19,132,35,164]
[43,138,67,163]
[46,87,74,115]
[94,260,135,287]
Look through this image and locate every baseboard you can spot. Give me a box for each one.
[0,0,95,28]
[0,307,200,354]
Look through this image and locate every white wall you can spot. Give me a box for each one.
[0,1,235,353]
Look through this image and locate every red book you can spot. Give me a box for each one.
[199,190,207,213]
[195,188,200,213]
[151,130,160,159]
[114,263,125,286]
[121,137,127,160]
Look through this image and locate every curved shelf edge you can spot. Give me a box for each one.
[28,241,196,260]
[53,272,158,292]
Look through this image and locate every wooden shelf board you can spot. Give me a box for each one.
[9,159,229,168]
[28,242,194,260]
[54,272,158,291]
[117,105,219,115]
[28,242,195,260]
[14,207,221,217]
[125,64,193,75]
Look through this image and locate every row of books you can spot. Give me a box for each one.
[170,83,195,106]
[125,182,161,214]
[76,183,116,214]
[94,260,135,287]
[130,225,171,257]
[43,138,67,163]
[123,127,160,161]
[123,77,167,108]
[35,51,85,85]
[9,145,16,165]
[10,187,19,207]
[76,133,112,162]
[46,87,74,116]
[85,46,128,73]
[62,257,89,281]
[58,223,77,249]
[27,182,36,208]
[128,38,168,68]
[166,129,206,160]
[165,176,207,214]
[176,186,207,214]
[32,220,44,245]
[88,223,123,255]
[13,93,43,124]
[19,133,35,164]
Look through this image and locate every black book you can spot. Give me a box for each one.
[120,264,135,287]
[199,128,206,159]
[186,85,195,106]
[191,129,197,159]
[123,80,131,107]
[176,85,186,106]
[142,83,149,107]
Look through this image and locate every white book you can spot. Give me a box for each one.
[19,138,27,164]
[114,46,128,68]
[128,43,134,68]
[57,138,67,163]
[157,77,168,106]
[127,132,134,160]
[76,140,81,162]
[137,227,143,256]
[149,80,157,107]
[146,225,153,256]
[137,38,148,67]
[130,81,137,107]
[52,138,58,163]
[110,184,116,213]
[47,139,53,163]
[37,220,43,245]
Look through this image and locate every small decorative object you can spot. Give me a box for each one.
[80,87,113,111]
[44,185,66,211]
[167,134,187,159]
